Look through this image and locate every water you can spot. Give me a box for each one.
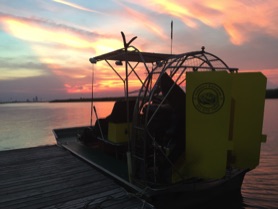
[0,100,277,208]
[0,102,114,150]
[241,99,278,209]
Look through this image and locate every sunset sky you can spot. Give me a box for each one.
[0,0,278,101]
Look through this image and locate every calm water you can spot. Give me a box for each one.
[0,100,277,208]
[0,102,114,150]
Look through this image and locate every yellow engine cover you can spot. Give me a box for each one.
[184,71,232,179]
[108,122,131,143]
[172,71,267,182]
[230,73,267,169]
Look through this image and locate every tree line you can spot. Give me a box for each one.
[265,88,278,98]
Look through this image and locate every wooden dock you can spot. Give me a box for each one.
[0,145,154,209]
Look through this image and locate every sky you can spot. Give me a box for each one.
[0,0,278,101]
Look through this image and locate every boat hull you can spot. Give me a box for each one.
[53,126,247,209]
[146,170,246,208]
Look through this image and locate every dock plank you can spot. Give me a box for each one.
[0,145,154,209]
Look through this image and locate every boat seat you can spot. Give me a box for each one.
[160,73,186,163]
[161,73,186,114]
[108,99,135,123]
[95,99,136,144]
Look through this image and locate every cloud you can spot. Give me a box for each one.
[52,0,103,14]
[64,83,92,93]
[1,68,47,80]
[0,12,125,54]
[118,4,168,40]
[0,13,94,49]
[0,56,49,80]
[219,1,278,45]
[0,12,125,95]
[0,74,66,101]
[122,0,278,45]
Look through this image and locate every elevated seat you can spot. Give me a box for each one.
[160,73,186,164]
[94,99,136,144]
[107,99,136,143]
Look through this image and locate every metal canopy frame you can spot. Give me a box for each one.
[91,48,173,64]
[89,42,174,97]
[88,33,174,162]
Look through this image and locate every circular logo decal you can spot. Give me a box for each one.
[192,83,224,114]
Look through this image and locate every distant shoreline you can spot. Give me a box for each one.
[1,89,277,104]
[50,88,278,102]
[49,96,138,103]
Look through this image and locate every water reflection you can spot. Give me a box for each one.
[0,102,114,150]
[240,99,278,209]
[188,190,276,209]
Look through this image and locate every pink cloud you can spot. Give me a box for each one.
[113,3,168,40]
[123,0,278,45]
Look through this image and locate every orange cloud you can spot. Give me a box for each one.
[93,38,123,56]
[150,0,199,28]
[0,14,128,94]
[1,18,92,49]
[191,1,277,45]
[124,0,278,45]
[47,63,87,79]
[64,83,92,93]
[120,5,168,39]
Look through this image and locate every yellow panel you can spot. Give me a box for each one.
[184,71,231,179]
[108,122,131,143]
[230,73,267,169]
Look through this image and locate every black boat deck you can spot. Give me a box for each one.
[0,145,154,209]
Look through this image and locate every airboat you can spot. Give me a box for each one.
[53,32,267,208]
